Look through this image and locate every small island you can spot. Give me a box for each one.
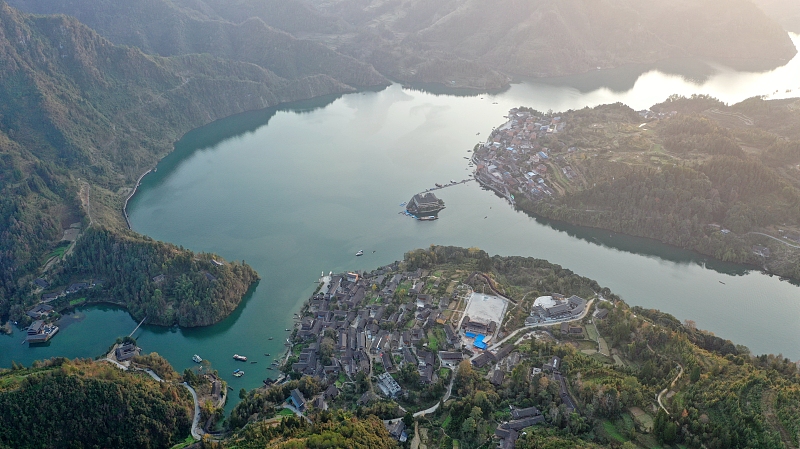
[406,192,446,219]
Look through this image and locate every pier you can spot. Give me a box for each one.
[425,178,475,192]
[129,316,147,337]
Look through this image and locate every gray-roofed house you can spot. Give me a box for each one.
[490,369,505,386]
[510,406,541,420]
[290,389,306,410]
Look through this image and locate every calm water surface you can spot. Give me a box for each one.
[3,34,800,414]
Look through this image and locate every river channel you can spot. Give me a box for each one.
[3,34,800,415]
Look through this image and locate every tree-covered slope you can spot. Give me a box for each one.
[53,228,259,326]
[7,0,387,88]
[0,357,193,449]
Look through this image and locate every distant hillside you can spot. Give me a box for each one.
[752,0,800,33]
[10,0,796,89]
[313,0,797,81]
[7,0,388,88]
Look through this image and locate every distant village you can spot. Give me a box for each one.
[282,262,598,446]
[473,108,567,204]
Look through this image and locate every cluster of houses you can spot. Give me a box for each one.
[494,355,577,449]
[35,278,99,303]
[290,266,468,407]
[473,109,568,202]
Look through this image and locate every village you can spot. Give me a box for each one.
[472,108,568,205]
[280,260,601,447]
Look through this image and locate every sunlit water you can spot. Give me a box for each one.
[3,34,800,415]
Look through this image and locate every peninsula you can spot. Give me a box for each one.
[224,246,800,449]
[474,96,800,281]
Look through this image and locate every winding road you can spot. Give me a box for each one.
[98,358,203,440]
[657,364,684,415]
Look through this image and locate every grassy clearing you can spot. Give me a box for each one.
[45,241,71,261]
[602,420,627,443]
[277,408,295,417]
[170,435,196,449]
[441,414,451,429]
[69,297,86,306]
[585,323,599,341]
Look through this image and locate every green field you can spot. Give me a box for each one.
[585,323,599,341]
[69,297,86,306]
[602,420,627,443]
[170,436,196,449]
[45,241,71,261]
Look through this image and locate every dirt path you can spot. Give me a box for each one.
[762,390,798,449]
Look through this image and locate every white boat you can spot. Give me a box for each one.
[233,354,247,362]
[192,354,202,363]
[233,369,244,377]
[356,250,364,256]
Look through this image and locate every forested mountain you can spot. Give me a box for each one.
[9,0,797,89]
[0,357,193,449]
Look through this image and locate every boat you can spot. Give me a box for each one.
[356,250,364,256]
[285,328,291,332]
[264,353,271,356]
[435,183,443,188]
[233,369,244,377]
[418,216,438,221]
[267,367,275,370]
[251,361,258,364]
[450,179,456,184]
[233,354,247,362]
[192,354,202,363]
[268,337,273,340]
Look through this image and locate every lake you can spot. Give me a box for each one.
[3,33,800,414]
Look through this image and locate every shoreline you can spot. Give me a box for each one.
[123,168,154,230]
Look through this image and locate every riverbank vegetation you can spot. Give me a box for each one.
[217,247,800,449]
[511,96,800,280]
[0,357,192,449]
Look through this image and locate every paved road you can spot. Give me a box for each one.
[99,358,202,440]
[747,232,800,249]
[478,299,595,358]
[283,404,312,424]
[183,382,203,440]
[657,364,684,416]
[412,369,455,418]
